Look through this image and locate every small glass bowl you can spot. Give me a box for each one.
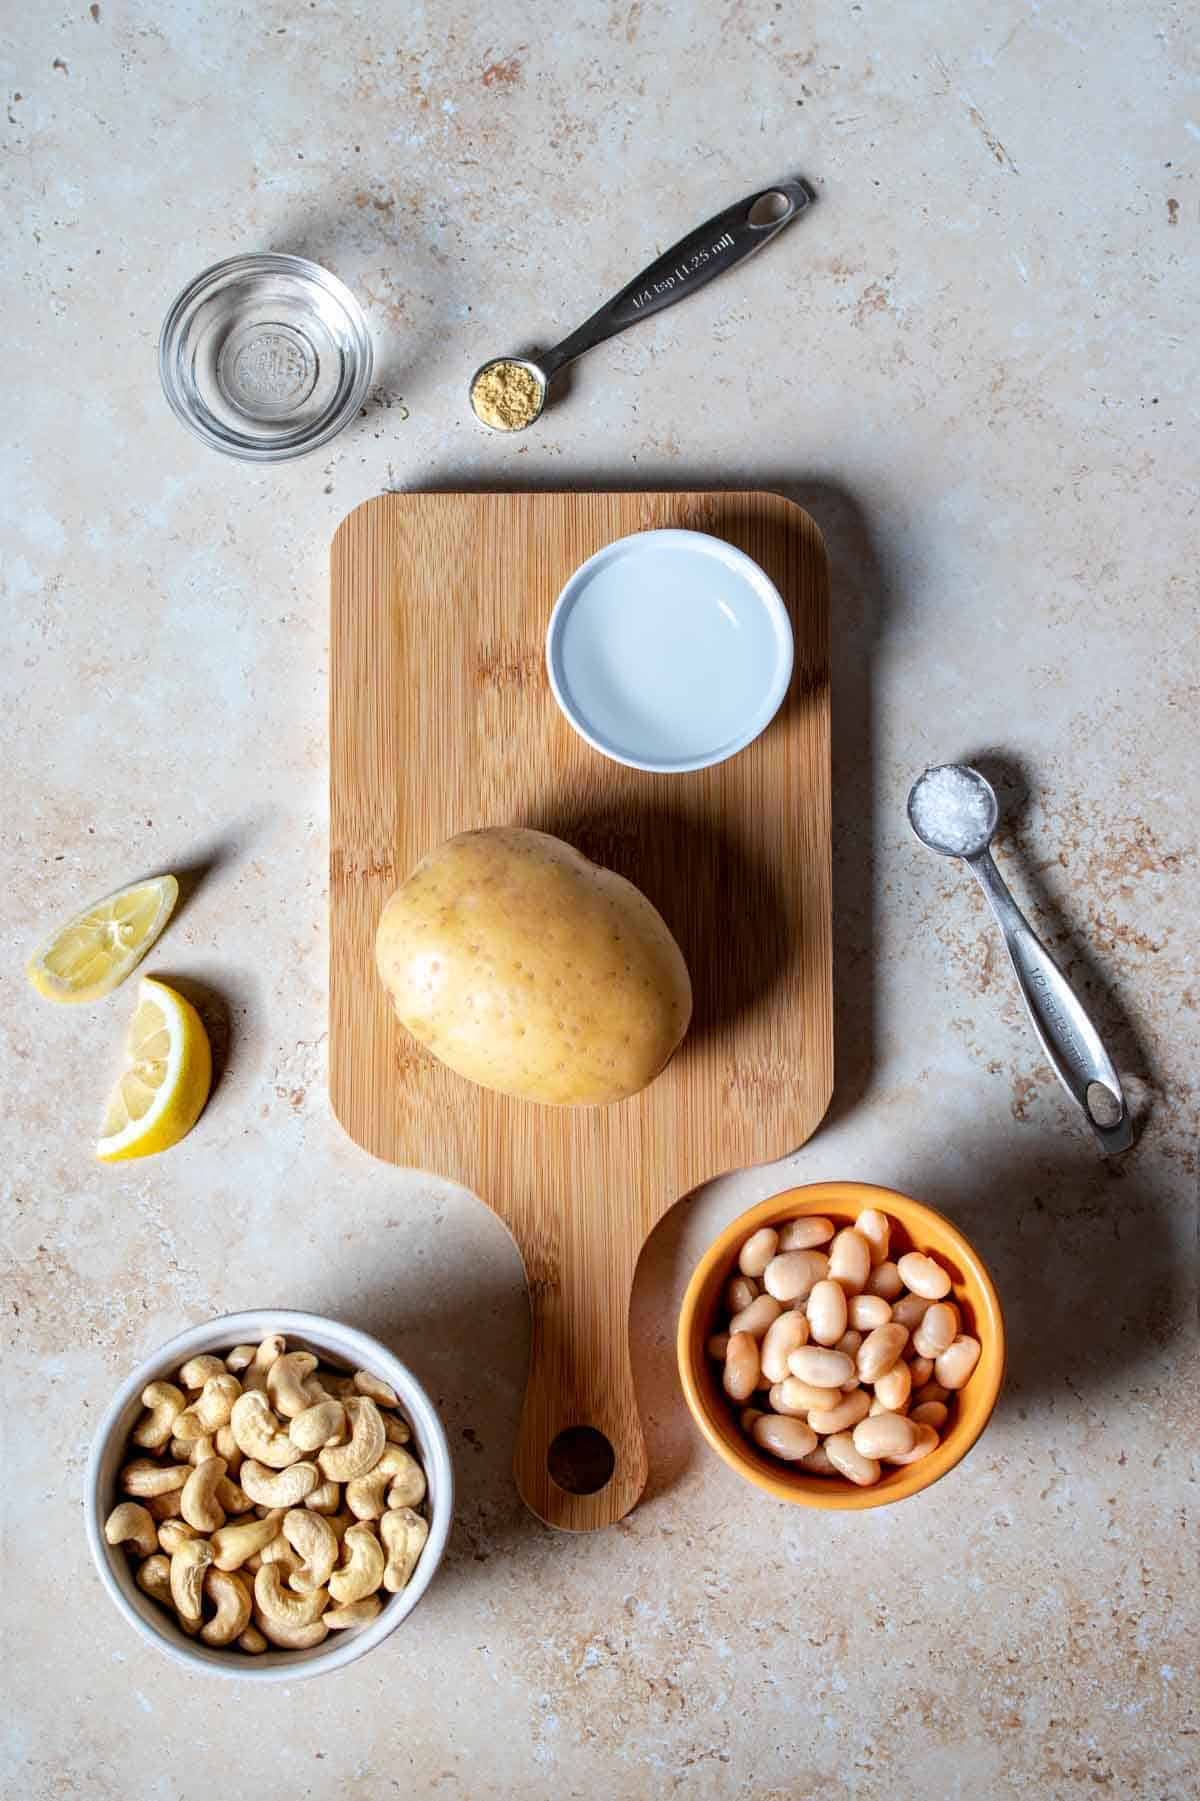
[159,253,373,461]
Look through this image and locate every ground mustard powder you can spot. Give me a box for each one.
[471,360,542,430]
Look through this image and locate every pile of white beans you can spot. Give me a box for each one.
[707,1209,982,1486]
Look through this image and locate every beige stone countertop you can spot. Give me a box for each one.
[2,1,1197,1796]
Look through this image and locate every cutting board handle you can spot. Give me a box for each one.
[513,1247,649,1531]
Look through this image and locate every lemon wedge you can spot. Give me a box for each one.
[27,874,179,1004]
[96,977,212,1162]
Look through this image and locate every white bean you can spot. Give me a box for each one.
[872,1359,912,1413]
[787,1346,855,1387]
[738,1227,779,1279]
[728,1294,783,1339]
[806,1279,848,1346]
[827,1228,871,1295]
[856,1323,909,1383]
[896,1251,951,1300]
[727,1275,759,1314]
[723,1333,760,1402]
[799,1443,838,1476]
[773,1377,841,1415]
[834,1330,862,1390]
[892,1292,933,1331]
[864,1260,904,1301]
[706,1333,730,1361]
[777,1216,835,1250]
[913,1301,960,1359]
[739,1407,765,1435]
[910,1401,949,1429]
[935,1336,981,1391]
[852,1413,916,1459]
[751,1414,818,1461]
[762,1250,828,1303]
[883,1422,940,1466]
[848,1293,892,1331]
[824,1431,880,1487]
[856,1208,891,1267]
[907,1354,934,1387]
[912,1381,950,1407]
[807,1388,871,1436]
[760,1311,810,1385]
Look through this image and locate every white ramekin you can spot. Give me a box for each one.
[85,1309,454,1681]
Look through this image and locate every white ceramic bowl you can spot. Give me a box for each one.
[85,1310,454,1681]
[545,528,794,773]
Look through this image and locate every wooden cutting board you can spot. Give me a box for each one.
[330,491,832,1530]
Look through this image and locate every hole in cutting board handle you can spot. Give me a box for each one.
[547,1426,616,1495]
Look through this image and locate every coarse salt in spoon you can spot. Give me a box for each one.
[907,763,1133,1154]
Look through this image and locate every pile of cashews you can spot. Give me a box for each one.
[708,1209,982,1486]
[103,1334,429,1654]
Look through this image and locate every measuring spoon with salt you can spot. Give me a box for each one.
[469,180,813,431]
[907,763,1133,1154]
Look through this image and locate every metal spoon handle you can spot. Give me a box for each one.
[967,850,1133,1153]
[541,180,813,377]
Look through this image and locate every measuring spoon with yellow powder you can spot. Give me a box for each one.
[469,180,813,431]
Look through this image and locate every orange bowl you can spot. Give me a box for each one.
[677,1181,1005,1509]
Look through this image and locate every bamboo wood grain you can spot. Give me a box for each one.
[330,492,832,1530]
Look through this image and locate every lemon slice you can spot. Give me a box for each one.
[27,874,179,1004]
[97,977,212,1162]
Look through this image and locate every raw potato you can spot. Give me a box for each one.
[375,827,692,1105]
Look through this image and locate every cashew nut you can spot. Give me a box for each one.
[252,1605,328,1650]
[383,1412,411,1446]
[380,1506,428,1593]
[170,1433,215,1466]
[267,1350,320,1419]
[281,1509,339,1595]
[180,1455,227,1532]
[134,1552,173,1606]
[288,1399,347,1453]
[157,1518,198,1555]
[109,1332,429,1659]
[328,1522,385,1606]
[230,1391,304,1468]
[200,1567,253,1647]
[130,1381,186,1451]
[259,1534,305,1579]
[121,1458,190,1497]
[241,1333,286,1394]
[179,1353,227,1390]
[239,1459,319,1509]
[318,1396,385,1484]
[304,1479,342,1514]
[169,1537,213,1625]
[346,1445,424,1521]
[387,1450,427,1511]
[174,1373,242,1440]
[104,1501,158,1558]
[312,1369,358,1401]
[144,1489,185,1521]
[209,1510,284,1572]
[215,1423,242,1474]
[324,1595,383,1631]
[353,1369,400,1409]
[253,1562,328,1629]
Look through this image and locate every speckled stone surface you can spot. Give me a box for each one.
[2,1,1197,1795]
